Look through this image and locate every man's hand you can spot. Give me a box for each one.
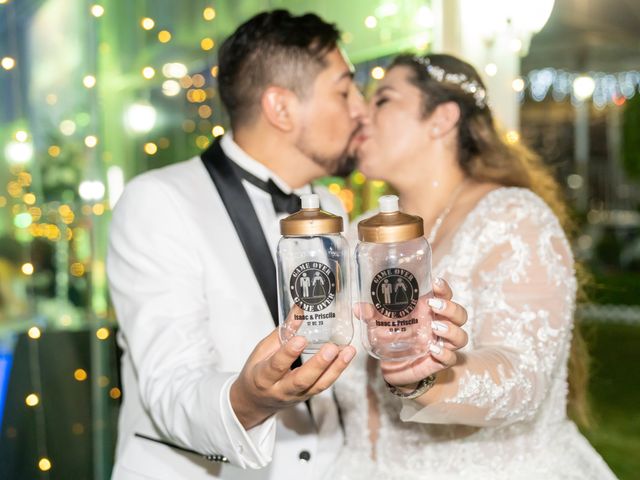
[230,328,356,430]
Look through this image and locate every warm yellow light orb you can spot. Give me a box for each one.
[26,393,39,407]
[158,30,171,43]
[74,368,88,381]
[96,327,110,340]
[201,38,215,51]
[15,130,28,142]
[144,142,158,155]
[203,7,216,21]
[38,458,52,472]
[371,67,385,80]
[28,326,41,339]
[90,5,104,17]
[84,135,98,148]
[212,125,225,137]
[21,262,34,275]
[1,57,16,70]
[142,66,155,79]
[141,17,155,30]
[83,75,97,88]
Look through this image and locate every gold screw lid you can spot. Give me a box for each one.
[280,193,343,236]
[358,195,424,243]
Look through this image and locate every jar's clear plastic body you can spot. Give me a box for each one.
[277,234,353,353]
[355,237,435,361]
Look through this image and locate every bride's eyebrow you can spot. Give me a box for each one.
[374,86,395,96]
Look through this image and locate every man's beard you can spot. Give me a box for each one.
[296,127,360,178]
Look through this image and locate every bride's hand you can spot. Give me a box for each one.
[380,278,468,390]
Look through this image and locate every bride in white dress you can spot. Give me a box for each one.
[331,54,617,479]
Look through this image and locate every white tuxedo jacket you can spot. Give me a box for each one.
[107,142,347,479]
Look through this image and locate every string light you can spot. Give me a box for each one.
[212,125,225,137]
[74,369,88,381]
[192,74,205,88]
[203,7,216,20]
[505,130,520,144]
[512,78,525,92]
[141,17,155,30]
[90,4,104,17]
[21,262,34,275]
[158,30,171,43]
[196,136,210,149]
[1,57,16,70]
[365,16,377,28]
[163,79,182,97]
[200,38,215,51]
[371,67,385,80]
[484,63,498,77]
[124,103,157,133]
[141,66,155,79]
[96,327,110,340]
[59,120,76,136]
[15,130,28,142]
[48,145,61,157]
[25,393,40,407]
[28,326,41,339]
[83,75,97,88]
[84,135,98,148]
[93,203,105,215]
[198,105,212,118]
[144,142,158,155]
[38,458,52,472]
[70,262,85,276]
[109,387,122,399]
[23,193,36,205]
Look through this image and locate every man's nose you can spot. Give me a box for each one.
[349,84,368,120]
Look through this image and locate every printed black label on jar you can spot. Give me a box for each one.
[290,262,336,312]
[371,268,419,318]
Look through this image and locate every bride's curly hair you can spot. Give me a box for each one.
[390,53,591,427]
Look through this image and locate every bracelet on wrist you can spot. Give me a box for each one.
[385,374,437,399]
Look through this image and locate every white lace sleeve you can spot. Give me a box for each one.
[400,191,578,427]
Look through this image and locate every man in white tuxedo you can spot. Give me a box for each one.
[107,10,364,480]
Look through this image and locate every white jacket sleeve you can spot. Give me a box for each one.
[107,173,276,468]
[400,191,577,427]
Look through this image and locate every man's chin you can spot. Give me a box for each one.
[330,154,357,178]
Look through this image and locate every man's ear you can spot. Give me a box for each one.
[261,86,298,132]
[428,101,460,139]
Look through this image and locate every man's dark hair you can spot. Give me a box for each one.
[218,10,340,129]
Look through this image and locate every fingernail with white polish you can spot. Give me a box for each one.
[429,343,442,355]
[432,320,449,332]
[428,298,445,311]
[434,277,445,287]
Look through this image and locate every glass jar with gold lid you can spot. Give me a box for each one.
[277,194,353,353]
[355,195,435,361]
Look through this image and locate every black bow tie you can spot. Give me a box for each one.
[232,163,301,214]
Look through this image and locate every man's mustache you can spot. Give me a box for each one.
[332,125,364,178]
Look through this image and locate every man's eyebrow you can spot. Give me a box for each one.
[335,70,354,82]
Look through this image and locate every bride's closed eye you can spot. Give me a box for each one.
[375,97,389,107]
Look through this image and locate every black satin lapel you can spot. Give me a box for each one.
[200,139,279,328]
